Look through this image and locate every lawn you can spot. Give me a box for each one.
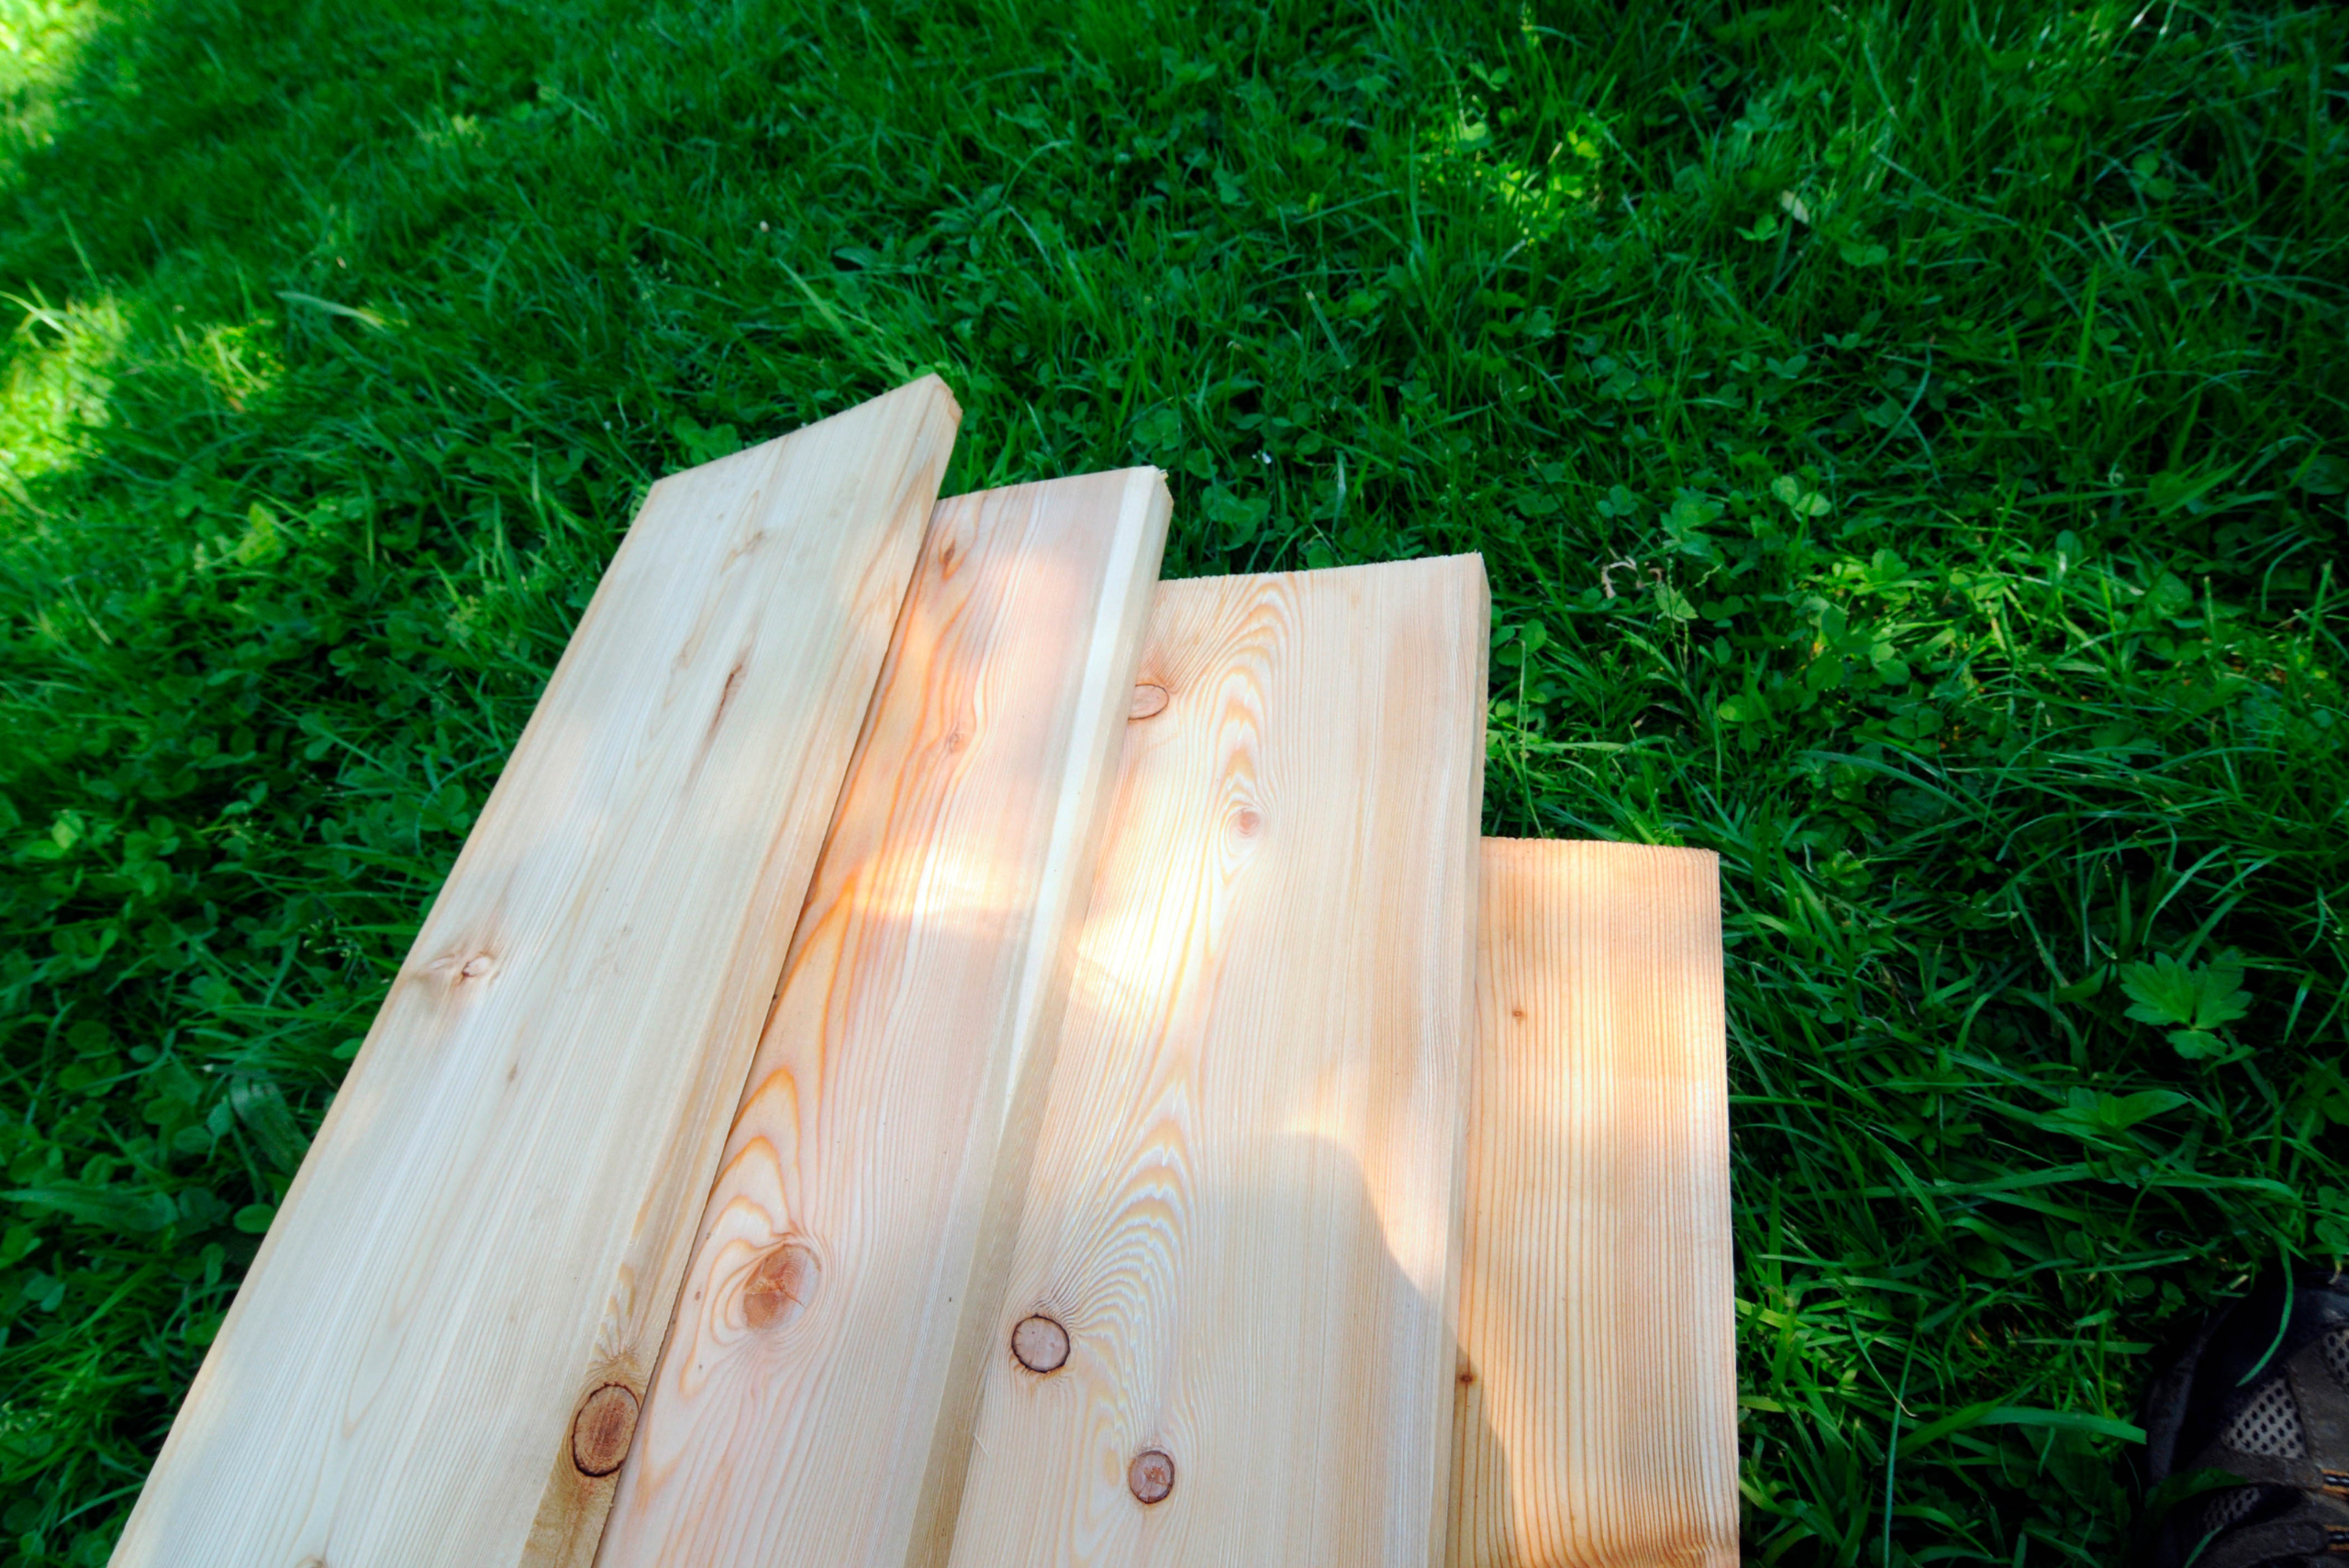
[1,0,2344,1560]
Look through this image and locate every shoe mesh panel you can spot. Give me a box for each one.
[2325,1327,2349,1390]
[2197,1482,2269,1536]
[2221,1376,2308,1458]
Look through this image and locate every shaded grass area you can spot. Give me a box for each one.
[1,0,2344,1559]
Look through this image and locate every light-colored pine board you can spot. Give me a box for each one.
[1449,839,1738,1568]
[591,468,1171,1568]
[110,378,963,1568]
[945,557,1490,1568]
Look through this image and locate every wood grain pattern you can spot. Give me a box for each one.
[945,557,1490,1568]
[110,378,962,1568]
[591,468,1172,1568]
[1449,839,1738,1568]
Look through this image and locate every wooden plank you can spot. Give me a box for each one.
[590,468,1171,1568]
[1448,839,1739,1568]
[110,378,963,1568]
[943,557,1490,1568]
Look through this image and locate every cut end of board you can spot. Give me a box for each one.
[646,374,964,491]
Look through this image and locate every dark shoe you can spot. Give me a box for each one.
[2141,1268,2349,1566]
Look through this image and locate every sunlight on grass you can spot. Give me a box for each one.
[417,107,493,152]
[1,0,120,510]
[3,297,289,510]
[0,0,109,180]
[0,292,123,502]
[175,316,282,414]
[1430,81,1604,246]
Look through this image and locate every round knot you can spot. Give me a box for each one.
[1011,1314,1070,1373]
[1128,1448,1175,1504]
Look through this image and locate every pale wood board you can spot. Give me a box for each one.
[1449,839,1739,1568]
[944,557,1490,1568]
[110,378,962,1568]
[591,468,1172,1568]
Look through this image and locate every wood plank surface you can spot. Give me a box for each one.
[110,378,962,1568]
[944,557,1489,1568]
[1449,839,1738,1568]
[591,468,1171,1568]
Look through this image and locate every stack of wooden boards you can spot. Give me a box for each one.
[108,379,1738,1568]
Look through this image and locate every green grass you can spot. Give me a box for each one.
[0,0,2343,1560]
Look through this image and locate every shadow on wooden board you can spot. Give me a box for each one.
[951,1132,1495,1568]
[586,470,1171,1568]
[941,559,1489,1568]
